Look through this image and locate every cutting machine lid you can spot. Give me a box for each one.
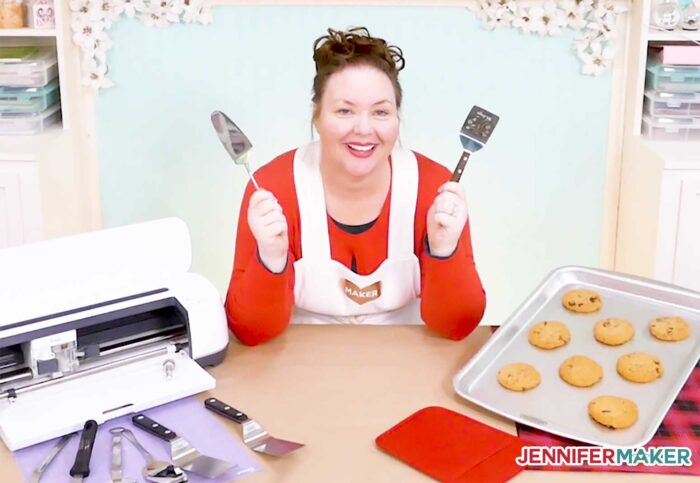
[0,218,192,327]
[0,348,215,450]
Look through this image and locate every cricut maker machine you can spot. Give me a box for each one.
[0,218,229,450]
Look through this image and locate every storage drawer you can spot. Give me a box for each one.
[642,115,700,141]
[0,46,58,88]
[0,79,59,113]
[0,104,60,135]
[646,63,700,92]
[644,90,700,117]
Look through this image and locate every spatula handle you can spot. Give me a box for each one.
[451,151,471,182]
[69,420,98,478]
[131,414,178,441]
[204,397,250,424]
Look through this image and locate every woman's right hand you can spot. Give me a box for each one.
[247,189,289,273]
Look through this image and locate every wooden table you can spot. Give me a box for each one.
[0,326,695,482]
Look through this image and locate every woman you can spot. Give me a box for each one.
[226,27,485,346]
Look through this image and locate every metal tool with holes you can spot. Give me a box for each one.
[132,414,236,478]
[29,433,75,483]
[118,427,188,483]
[204,397,304,457]
[109,427,136,483]
[451,105,500,182]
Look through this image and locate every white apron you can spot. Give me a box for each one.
[291,141,422,325]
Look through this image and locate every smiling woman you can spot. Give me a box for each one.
[224,26,487,346]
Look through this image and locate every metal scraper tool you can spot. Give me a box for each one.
[450,105,500,182]
[211,110,259,190]
[132,413,237,479]
[205,397,305,457]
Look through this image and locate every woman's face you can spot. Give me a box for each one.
[314,64,399,179]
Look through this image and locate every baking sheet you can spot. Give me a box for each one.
[13,396,262,482]
[453,266,700,448]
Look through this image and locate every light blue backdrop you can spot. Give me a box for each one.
[96,6,612,325]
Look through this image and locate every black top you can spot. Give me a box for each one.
[331,217,379,273]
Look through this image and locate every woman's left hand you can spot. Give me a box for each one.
[426,181,469,257]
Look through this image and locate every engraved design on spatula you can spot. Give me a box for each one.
[451,105,500,182]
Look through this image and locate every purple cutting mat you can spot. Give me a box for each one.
[13,396,262,482]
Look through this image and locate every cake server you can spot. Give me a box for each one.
[205,397,304,457]
[132,413,236,478]
[211,110,259,190]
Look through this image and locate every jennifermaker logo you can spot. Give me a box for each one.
[516,446,693,467]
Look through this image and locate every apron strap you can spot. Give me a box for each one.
[387,144,419,259]
[294,142,331,260]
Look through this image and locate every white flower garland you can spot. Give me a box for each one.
[70,0,627,89]
[69,0,212,88]
[469,0,629,76]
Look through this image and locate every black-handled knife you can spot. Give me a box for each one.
[69,420,98,482]
[131,414,179,441]
[204,397,250,424]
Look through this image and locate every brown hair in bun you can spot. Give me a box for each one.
[312,27,405,116]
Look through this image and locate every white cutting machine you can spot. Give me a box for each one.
[0,218,229,450]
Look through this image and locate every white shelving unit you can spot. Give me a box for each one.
[0,28,57,37]
[629,1,700,135]
[0,1,101,249]
[1,12,69,129]
[615,0,700,292]
[0,125,62,161]
[647,30,700,42]
[1,17,64,248]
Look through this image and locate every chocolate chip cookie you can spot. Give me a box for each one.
[562,289,602,314]
[528,321,571,349]
[559,355,603,387]
[617,352,664,383]
[588,396,638,429]
[497,363,541,392]
[594,318,635,346]
[649,316,690,342]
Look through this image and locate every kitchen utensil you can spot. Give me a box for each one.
[204,397,305,457]
[453,265,700,448]
[211,110,259,190]
[109,428,136,483]
[29,433,75,483]
[70,420,98,483]
[119,427,188,483]
[451,105,500,182]
[132,413,236,478]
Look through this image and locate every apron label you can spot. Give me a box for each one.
[343,279,382,305]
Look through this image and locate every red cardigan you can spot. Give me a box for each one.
[225,148,486,345]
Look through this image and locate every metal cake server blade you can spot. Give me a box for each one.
[211,110,259,190]
[205,397,304,457]
[132,413,236,479]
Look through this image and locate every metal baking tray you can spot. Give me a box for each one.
[453,266,700,448]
